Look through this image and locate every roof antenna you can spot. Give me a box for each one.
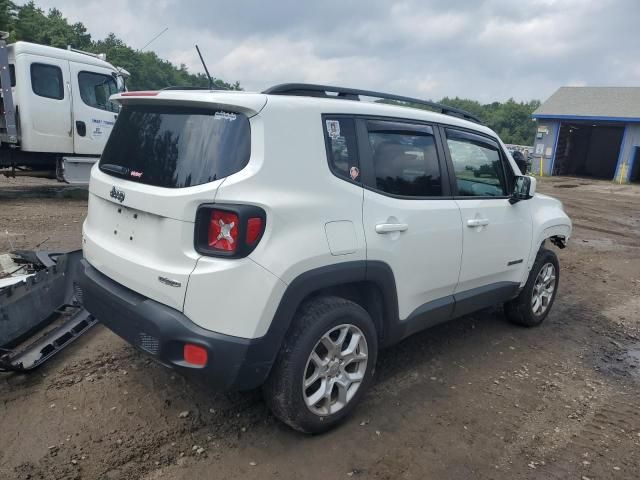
[195,44,215,90]
[139,27,168,52]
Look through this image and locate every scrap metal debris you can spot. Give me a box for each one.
[0,249,97,372]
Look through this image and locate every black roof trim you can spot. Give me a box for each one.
[263,83,481,124]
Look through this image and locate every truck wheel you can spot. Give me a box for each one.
[263,296,378,434]
[505,248,559,327]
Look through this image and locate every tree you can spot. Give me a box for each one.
[0,0,16,33]
[4,1,239,90]
[382,96,540,145]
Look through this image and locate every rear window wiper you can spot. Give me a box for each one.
[100,163,129,177]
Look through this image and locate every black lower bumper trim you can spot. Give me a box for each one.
[78,260,273,391]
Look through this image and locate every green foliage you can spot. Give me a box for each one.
[440,97,541,145]
[387,96,541,145]
[0,0,15,32]
[1,1,239,90]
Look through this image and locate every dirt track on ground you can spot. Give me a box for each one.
[1,176,639,480]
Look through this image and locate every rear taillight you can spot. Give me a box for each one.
[195,204,266,258]
[208,210,239,252]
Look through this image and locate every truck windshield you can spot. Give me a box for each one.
[99,105,251,188]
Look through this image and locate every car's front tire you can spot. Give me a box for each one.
[263,296,378,434]
[504,247,559,327]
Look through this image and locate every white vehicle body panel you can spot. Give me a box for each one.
[12,52,73,153]
[68,61,118,155]
[455,198,532,292]
[363,192,462,319]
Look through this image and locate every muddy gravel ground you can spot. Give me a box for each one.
[1,175,639,480]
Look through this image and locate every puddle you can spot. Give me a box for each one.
[627,345,640,369]
[555,184,580,188]
[595,341,640,380]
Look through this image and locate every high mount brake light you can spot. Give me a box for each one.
[120,91,159,96]
[195,205,266,258]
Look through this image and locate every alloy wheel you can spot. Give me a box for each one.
[302,324,369,416]
[531,262,556,315]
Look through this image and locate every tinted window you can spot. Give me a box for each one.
[100,106,250,188]
[324,117,359,182]
[78,71,119,112]
[368,124,442,197]
[446,129,507,197]
[31,63,63,100]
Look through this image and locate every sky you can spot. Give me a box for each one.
[20,0,640,102]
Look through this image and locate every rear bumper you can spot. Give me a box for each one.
[78,259,274,391]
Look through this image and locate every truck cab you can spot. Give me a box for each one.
[0,38,128,183]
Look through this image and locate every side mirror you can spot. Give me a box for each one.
[510,175,536,204]
[114,74,125,92]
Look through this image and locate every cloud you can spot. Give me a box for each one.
[17,0,640,102]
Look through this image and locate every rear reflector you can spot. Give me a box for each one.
[183,344,208,366]
[246,217,263,245]
[121,91,159,96]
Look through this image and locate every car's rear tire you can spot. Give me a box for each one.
[504,247,559,327]
[263,296,378,434]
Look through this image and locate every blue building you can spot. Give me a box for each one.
[531,87,640,183]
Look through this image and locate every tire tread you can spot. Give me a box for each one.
[263,295,377,433]
[505,247,559,327]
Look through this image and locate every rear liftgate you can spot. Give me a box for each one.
[0,250,97,372]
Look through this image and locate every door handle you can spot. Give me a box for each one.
[375,223,408,234]
[466,218,489,227]
[75,121,86,137]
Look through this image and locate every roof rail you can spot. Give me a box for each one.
[263,83,481,124]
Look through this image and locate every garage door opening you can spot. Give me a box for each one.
[553,123,624,179]
[630,147,640,183]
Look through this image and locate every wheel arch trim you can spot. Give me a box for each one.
[244,260,399,385]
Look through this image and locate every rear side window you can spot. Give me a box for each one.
[78,71,119,112]
[323,117,360,182]
[31,63,63,100]
[446,129,507,197]
[367,121,442,197]
[100,105,250,188]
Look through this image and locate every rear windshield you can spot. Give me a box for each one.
[100,105,250,188]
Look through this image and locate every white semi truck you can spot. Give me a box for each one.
[0,34,128,184]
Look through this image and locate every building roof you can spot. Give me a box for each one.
[533,86,640,122]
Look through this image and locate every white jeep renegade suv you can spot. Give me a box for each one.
[79,84,571,433]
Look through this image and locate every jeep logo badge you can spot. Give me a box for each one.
[110,186,125,203]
